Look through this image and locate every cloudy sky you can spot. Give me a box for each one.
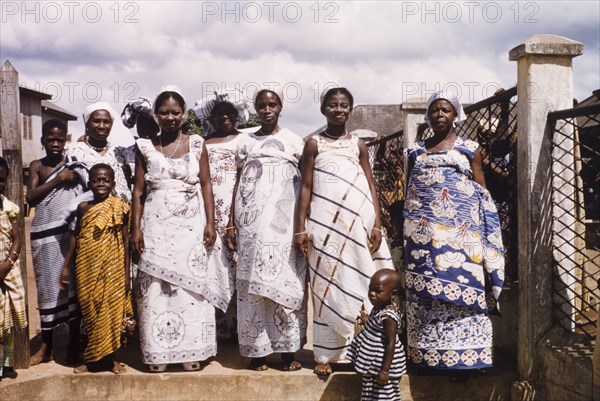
[1,0,598,145]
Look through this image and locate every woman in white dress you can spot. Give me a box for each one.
[131,86,232,372]
[225,88,307,371]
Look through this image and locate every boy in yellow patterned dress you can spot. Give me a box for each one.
[61,163,132,374]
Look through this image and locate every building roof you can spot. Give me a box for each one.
[41,100,78,121]
[19,86,52,100]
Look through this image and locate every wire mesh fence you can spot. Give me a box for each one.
[549,103,600,340]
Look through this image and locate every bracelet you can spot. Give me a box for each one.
[225,226,236,231]
[7,258,15,266]
[372,227,383,233]
[10,251,18,258]
[294,231,307,236]
[380,370,389,375]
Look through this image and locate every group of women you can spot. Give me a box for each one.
[53,85,504,379]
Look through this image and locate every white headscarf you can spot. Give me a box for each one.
[83,102,118,125]
[424,90,466,126]
[154,85,188,120]
[253,87,284,108]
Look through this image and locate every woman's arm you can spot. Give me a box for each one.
[376,317,398,386]
[358,140,382,253]
[130,146,147,256]
[199,142,216,246]
[293,138,317,256]
[472,147,487,188]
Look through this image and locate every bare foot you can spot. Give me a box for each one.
[314,363,332,376]
[249,357,268,371]
[73,365,88,374]
[30,345,54,366]
[112,361,127,375]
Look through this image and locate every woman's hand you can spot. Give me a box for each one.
[224,228,237,252]
[293,232,308,256]
[130,228,145,256]
[204,223,216,247]
[369,227,382,253]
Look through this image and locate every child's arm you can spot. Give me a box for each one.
[377,317,398,386]
[199,142,216,247]
[224,167,241,252]
[130,147,146,256]
[60,205,82,289]
[357,139,383,253]
[122,212,130,294]
[0,219,22,282]
[293,138,318,256]
[26,159,77,206]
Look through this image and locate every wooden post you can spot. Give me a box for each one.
[0,60,30,369]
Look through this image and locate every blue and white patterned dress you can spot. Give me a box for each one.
[403,137,504,370]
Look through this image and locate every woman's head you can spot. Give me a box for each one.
[209,101,239,134]
[121,97,159,139]
[254,89,283,127]
[154,86,187,134]
[84,102,117,142]
[320,87,354,126]
[424,90,466,132]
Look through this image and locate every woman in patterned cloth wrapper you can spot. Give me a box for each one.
[402,90,505,382]
[131,85,232,373]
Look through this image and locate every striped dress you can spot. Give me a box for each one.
[307,134,394,364]
[347,306,406,401]
[75,196,132,363]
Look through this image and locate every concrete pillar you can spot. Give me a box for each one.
[509,35,583,397]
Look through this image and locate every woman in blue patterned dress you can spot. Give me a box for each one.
[403,90,505,381]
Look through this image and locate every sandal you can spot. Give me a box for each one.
[249,357,269,371]
[149,364,167,373]
[182,361,201,371]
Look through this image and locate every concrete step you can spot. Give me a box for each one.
[1,338,516,401]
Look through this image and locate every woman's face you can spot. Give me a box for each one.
[210,107,237,134]
[323,93,352,126]
[428,99,457,133]
[86,110,113,142]
[156,97,185,133]
[255,91,282,126]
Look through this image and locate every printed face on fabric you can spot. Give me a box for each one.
[86,110,113,142]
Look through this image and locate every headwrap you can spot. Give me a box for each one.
[253,87,284,107]
[83,102,118,125]
[424,90,466,126]
[193,90,250,136]
[154,85,188,120]
[121,97,153,128]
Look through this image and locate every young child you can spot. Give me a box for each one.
[27,119,82,365]
[294,87,394,375]
[61,163,132,374]
[0,157,27,380]
[346,269,406,401]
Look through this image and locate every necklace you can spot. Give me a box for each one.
[322,130,347,140]
[85,138,108,152]
[160,133,182,158]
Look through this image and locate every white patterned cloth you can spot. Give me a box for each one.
[234,128,307,357]
[135,135,233,365]
[306,134,394,364]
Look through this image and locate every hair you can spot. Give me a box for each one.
[89,163,114,180]
[42,119,67,137]
[211,101,239,120]
[154,91,186,114]
[0,156,9,174]
[254,89,282,107]
[136,109,160,139]
[320,87,354,115]
[243,158,263,179]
